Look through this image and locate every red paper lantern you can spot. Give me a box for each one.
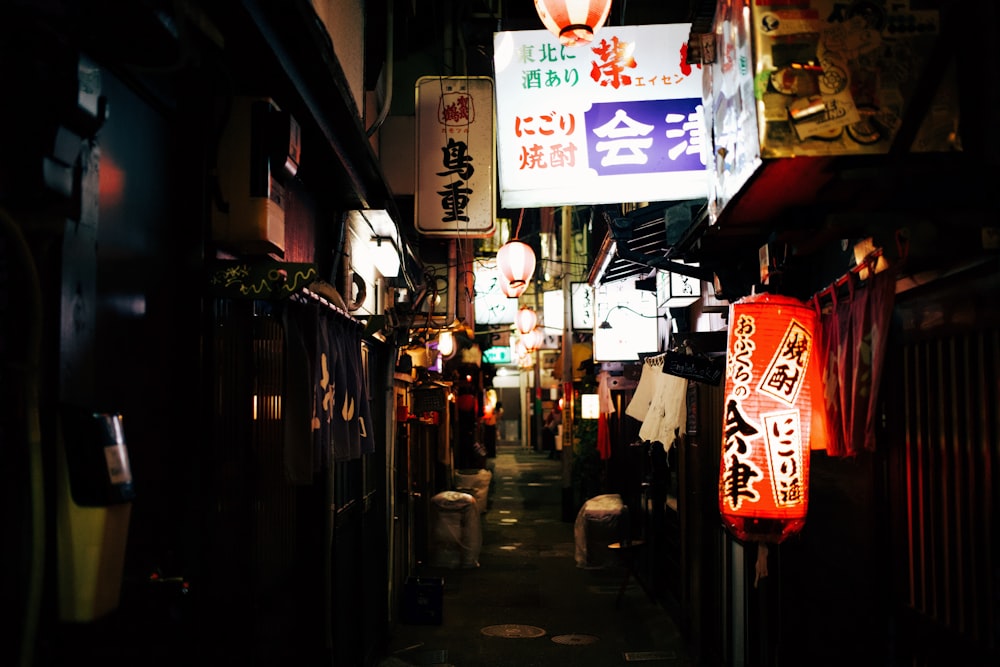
[718,292,823,544]
[534,0,613,47]
[496,240,535,298]
[515,307,539,335]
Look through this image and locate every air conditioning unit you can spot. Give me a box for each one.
[211,97,300,256]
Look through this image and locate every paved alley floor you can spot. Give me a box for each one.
[378,444,698,667]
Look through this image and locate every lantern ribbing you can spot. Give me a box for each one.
[534,0,613,47]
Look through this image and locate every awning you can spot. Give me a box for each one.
[587,201,713,286]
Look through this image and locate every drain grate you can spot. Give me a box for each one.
[480,624,546,638]
[624,650,677,662]
[551,634,599,645]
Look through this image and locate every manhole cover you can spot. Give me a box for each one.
[480,624,546,638]
[551,634,599,645]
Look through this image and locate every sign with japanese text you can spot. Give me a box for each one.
[493,24,708,208]
[473,258,518,326]
[416,76,497,237]
[570,282,593,330]
[718,293,822,544]
[662,350,723,386]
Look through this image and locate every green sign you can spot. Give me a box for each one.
[482,346,512,364]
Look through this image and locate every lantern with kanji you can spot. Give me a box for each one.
[718,292,823,544]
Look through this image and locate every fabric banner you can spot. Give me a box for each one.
[819,266,896,456]
[288,298,372,469]
[284,301,315,484]
[596,370,616,460]
[637,371,688,452]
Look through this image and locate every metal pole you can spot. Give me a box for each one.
[561,206,575,519]
[533,277,543,453]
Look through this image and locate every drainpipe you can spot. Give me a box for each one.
[365,0,393,138]
[533,278,543,453]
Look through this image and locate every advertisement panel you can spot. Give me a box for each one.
[703,0,960,222]
[493,24,708,208]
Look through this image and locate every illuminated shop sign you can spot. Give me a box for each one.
[493,24,708,208]
[415,76,497,237]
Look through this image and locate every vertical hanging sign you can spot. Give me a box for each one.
[415,76,497,237]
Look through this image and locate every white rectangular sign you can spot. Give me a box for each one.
[473,258,518,326]
[415,76,497,237]
[493,24,708,208]
[592,280,659,362]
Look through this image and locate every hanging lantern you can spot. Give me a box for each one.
[657,263,703,308]
[500,275,528,299]
[515,306,539,335]
[534,0,613,47]
[513,338,535,367]
[496,240,536,298]
[718,292,824,545]
[520,327,543,353]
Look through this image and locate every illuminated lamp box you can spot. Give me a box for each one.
[700,0,961,221]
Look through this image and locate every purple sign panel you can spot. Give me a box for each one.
[584,98,704,177]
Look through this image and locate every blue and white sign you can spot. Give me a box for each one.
[493,24,708,208]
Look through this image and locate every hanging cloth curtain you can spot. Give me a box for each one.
[625,355,662,422]
[596,370,615,460]
[836,278,858,456]
[305,301,369,464]
[819,289,848,456]
[284,299,317,484]
[330,316,356,461]
[819,264,897,456]
[638,370,688,453]
[847,265,896,453]
[312,306,335,469]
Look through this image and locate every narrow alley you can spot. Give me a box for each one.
[380,443,697,667]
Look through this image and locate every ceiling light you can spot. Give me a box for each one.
[370,236,400,277]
